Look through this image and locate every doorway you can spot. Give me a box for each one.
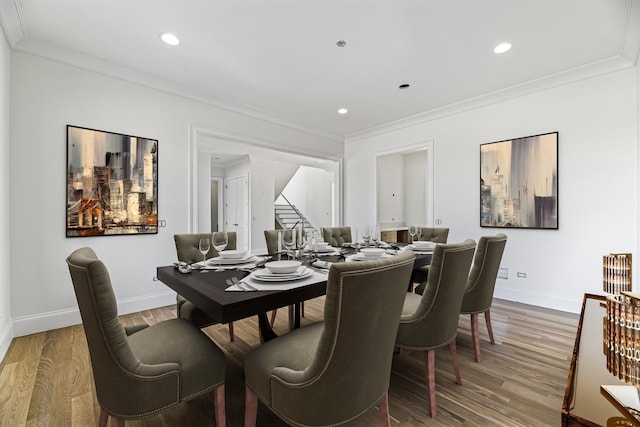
[224,175,249,250]
[374,140,434,229]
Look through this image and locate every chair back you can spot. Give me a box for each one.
[269,250,415,424]
[397,240,476,349]
[461,234,507,314]
[418,227,449,243]
[263,229,293,255]
[174,232,237,263]
[321,226,352,246]
[66,247,179,416]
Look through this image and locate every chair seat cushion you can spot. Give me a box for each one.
[128,318,225,400]
[245,322,324,404]
[178,299,219,329]
[401,292,423,318]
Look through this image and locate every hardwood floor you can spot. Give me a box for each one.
[0,298,578,426]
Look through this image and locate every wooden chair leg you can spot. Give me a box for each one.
[99,408,123,427]
[270,309,278,326]
[449,340,462,385]
[470,313,481,362]
[213,384,226,427]
[228,322,235,342]
[484,309,495,344]
[425,349,437,418]
[244,385,258,427]
[378,390,391,427]
[301,301,305,318]
[99,409,108,427]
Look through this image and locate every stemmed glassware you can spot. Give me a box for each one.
[212,231,228,272]
[409,225,417,243]
[361,225,371,248]
[282,230,296,259]
[371,226,380,247]
[415,226,423,242]
[295,229,308,260]
[198,237,210,273]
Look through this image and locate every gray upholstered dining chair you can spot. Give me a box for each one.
[321,226,352,246]
[66,247,226,427]
[395,239,476,418]
[244,250,416,427]
[461,233,507,362]
[412,227,450,294]
[174,232,237,341]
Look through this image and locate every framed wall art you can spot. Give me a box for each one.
[66,125,158,237]
[480,131,558,229]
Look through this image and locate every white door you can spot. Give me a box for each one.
[224,175,249,250]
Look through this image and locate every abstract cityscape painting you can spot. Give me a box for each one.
[480,132,558,229]
[66,125,158,237]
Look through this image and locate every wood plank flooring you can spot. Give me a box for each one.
[0,298,578,426]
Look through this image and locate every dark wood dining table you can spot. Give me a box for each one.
[156,248,431,341]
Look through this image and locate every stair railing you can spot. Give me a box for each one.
[278,193,310,228]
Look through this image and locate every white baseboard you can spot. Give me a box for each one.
[12,291,176,337]
[494,285,582,314]
[0,321,13,364]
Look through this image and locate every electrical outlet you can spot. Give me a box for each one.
[435,218,443,225]
[497,267,508,279]
[517,272,527,278]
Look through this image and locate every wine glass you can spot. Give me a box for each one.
[295,229,308,260]
[282,230,296,259]
[371,226,380,247]
[415,227,423,242]
[361,225,371,248]
[212,231,228,271]
[409,225,417,243]
[198,238,210,273]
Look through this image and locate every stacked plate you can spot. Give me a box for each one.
[252,265,312,282]
[207,253,258,266]
[408,241,436,252]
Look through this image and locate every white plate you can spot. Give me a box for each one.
[408,245,434,252]
[218,249,249,259]
[207,255,257,265]
[251,267,312,282]
[305,245,336,253]
[349,253,391,261]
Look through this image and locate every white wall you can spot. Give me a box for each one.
[346,68,638,314]
[250,159,276,253]
[9,52,342,336]
[0,29,12,360]
[280,165,333,229]
[404,150,428,226]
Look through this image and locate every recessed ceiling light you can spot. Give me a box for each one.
[160,33,180,46]
[399,83,410,89]
[337,108,348,114]
[494,42,512,54]
[336,40,347,48]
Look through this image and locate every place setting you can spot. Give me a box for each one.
[225,260,324,291]
[404,241,437,253]
[347,247,396,262]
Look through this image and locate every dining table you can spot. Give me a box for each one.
[156,245,432,341]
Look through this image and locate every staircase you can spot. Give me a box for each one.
[274,204,314,232]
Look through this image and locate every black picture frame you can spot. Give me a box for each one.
[66,125,158,237]
[480,131,558,229]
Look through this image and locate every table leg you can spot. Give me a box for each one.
[257,302,303,342]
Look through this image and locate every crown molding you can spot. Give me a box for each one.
[0,0,26,46]
[11,37,344,144]
[345,56,634,144]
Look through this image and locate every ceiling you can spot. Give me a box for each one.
[1,0,639,140]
